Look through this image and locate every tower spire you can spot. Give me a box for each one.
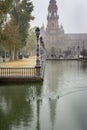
[48,0,58,18]
[46,0,59,32]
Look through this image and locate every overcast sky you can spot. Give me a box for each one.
[30,0,87,33]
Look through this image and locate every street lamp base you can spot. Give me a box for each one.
[35,60,41,77]
[36,59,41,67]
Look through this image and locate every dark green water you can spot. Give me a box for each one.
[0,61,87,130]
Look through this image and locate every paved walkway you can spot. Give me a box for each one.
[0,56,36,67]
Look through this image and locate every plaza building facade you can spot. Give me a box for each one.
[41,0,87,58]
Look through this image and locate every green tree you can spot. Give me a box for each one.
[0,0,13,48]
[0,0,13,27]
[2,17,21,61]
[11,0,34,47]
[0,0,34,60]
[24,28,37,55]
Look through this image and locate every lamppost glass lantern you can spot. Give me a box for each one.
[35,27,41,66]
[35,27,40,40]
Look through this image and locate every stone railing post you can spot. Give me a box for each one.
[35,66,41,77]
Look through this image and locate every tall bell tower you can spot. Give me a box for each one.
[42,0,64,57]
[46,0,59,33]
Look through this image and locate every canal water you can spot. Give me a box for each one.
[0,61,87,130]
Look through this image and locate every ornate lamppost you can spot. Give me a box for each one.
[40,36,46,60]
[35,27,41,66]
[40,36,45,48]
[82,40,87,59]
[77,43,80,59]
[40,37,45,62]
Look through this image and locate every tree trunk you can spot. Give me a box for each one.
[10,48,15,61]
[14,50,18,60]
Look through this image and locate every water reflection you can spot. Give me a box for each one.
[46,61,63,92]
[49,99,57,130]
[36,100,42,130]
[0,83,42,130]
[44,61,63,99]
[81,61,87,71]
[0,61,87,130]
